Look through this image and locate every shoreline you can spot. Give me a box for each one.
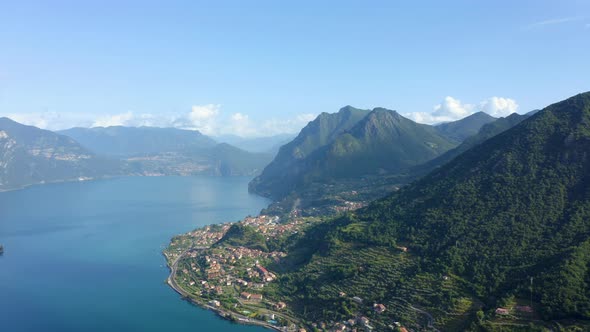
[0,174,263,194]
[164,252,284,332]
[0,175,119,193]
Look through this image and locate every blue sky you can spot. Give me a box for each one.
[0,0,589,136]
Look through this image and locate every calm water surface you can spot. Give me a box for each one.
[0,176,270,332]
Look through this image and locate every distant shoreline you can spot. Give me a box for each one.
[0,175,115,193]
[0,174,259,194]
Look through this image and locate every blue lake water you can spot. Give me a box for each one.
[0,176,270,332]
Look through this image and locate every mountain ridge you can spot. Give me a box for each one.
[59,126,217,156]
[434,111,497,142]
[250,107,461,200]
[271,91,590,329]
[0,117,122,191]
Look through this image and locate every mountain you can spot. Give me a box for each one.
[59,126,216,156]
[0,118,121,191]
[60,126,271,176]
[272,92,590,330]
[250,107,457,200]
[310,108,457,178]
[184,143,273,176]
[214,133,296,154]
[413,112,531,176]
[249,106,372,199]
[435,111,497,142]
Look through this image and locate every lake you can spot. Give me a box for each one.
[0,176,270,332]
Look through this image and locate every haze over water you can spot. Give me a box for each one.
[0,176,269,332]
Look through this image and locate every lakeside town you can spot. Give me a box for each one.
[163,213,311,331]
[164,197,590,332]
[163,208,418,332]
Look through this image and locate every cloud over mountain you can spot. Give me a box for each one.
[405,96,519,124]
[1,105,316,138]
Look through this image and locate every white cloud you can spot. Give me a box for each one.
[91,112,176,128]
[227,112,255,137]
[3,111,93,130]
[405,96,474,124]
[176,106,315,137]
[405,96,519,124]
[258,113,316,137]
[190,104,220,120]
[92,112,135,127]
[175,105,314,137]
[231,112,248,122]
[478,97,519,117]
[1,105,316,138]
[526,17,582,30]
[181,104,221,135]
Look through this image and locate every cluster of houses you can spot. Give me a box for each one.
[218,246,287,263]
[312,294,391,331]
[176,212,422,331]
[178,245,288,308]
[495,305,533,316]
[317,311,411,332]
[240,292,263,301]
[241,214,308,238]
[256,264,276,282]
[313,316,374,331]
[186,223,232,246]
[332,200,366,213]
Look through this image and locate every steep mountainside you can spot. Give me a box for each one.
[0,118,121,190]
[414,112,531,176]
[435,111,497,142]
[308,108,457,178]
[250,108,457,200]
[249,106,371,199]
[59,126,216,156]
[271,92,590,330]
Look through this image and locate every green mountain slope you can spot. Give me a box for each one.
[250,108,458,200]
[249,106,371,199]
[0,118,121,190]
[302,108,457,179]
[59,126,216,156]
[435,111,497,142]
[272,92,590,330]
[413,112,531,177]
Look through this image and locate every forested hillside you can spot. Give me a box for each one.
[269,92,590,330]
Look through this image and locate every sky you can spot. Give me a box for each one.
[0,0,589,137]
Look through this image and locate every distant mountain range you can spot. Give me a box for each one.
[0,118,121,191]
[0,106,527,194]
[59,126,217,156]
[412,111,533,177]
[59,126,273,177]
[434,111,497,142]
[0,120,274,191]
